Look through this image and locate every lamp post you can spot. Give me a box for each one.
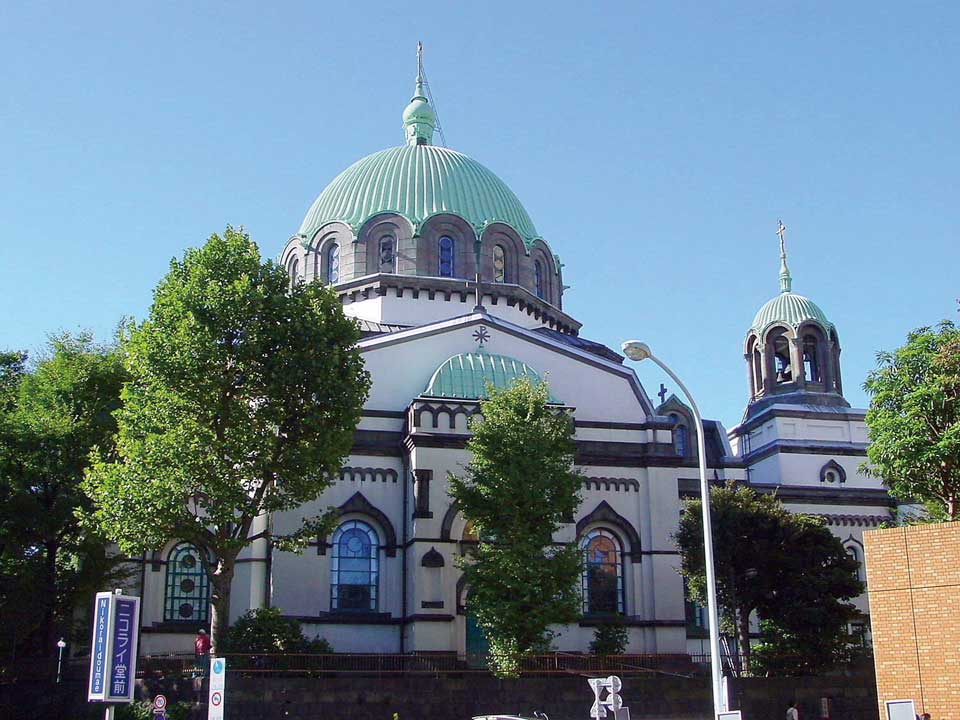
[621,340,725,716]
[56,637,66,684]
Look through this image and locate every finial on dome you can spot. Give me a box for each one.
[403,42,436,146]
[777,219,792,293]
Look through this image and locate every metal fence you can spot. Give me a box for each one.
[135,652,701,678]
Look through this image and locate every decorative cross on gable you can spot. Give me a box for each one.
[472,326,490,346]
[658,384,668,404]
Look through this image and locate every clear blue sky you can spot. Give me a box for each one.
[1,2,957,429]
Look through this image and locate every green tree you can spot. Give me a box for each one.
[677,483,861,675]
[0,334,127,665]
[449,378,582,678]
[863,321,960,520]
[84,227,370,651]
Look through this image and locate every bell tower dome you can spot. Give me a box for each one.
[743,222,847,417]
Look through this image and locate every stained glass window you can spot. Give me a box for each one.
[164,542,210,623]
[534,260,545,299]
[581,529,624,614]
[439,236,454,277]
[327,243,340,283]
[493,245,506,283]
[331,520,379,613]
[669,413,689,456]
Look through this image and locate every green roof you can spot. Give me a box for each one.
[298,145,541,246]
[423,351,558,401]
[751,292,833,335]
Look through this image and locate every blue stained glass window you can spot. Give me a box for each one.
[669,413,689,456]
[327,244,340,283]
[534,260,545,299]
[164,542,210,622]
[439,236,455,277]
[331,520,379,612]
[581,529,624,615]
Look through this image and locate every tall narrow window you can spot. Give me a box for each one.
[581,529,624,614]
[846,545,863,582]
[493,245,506,283]
[288,258,300,286]
[773,333,792,382]
[803,335,821,383]
[326,243,340,283]
[331,520,379,612]
[164,543,210,622]
[379,236,395,273]
[669,413,689,456]
[438,236,455,277]
[534,260,545,299]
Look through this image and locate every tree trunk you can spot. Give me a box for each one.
[209,554,237,655]
[948,496,959,521]
[738,606,752,674]
[41,540,59,657]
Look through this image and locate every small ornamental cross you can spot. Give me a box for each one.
[658,384,668,404]
[473,326,490,346]
[777,219,787,253]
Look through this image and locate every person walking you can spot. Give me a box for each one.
[194,628,211,677]
[786,701,799,720]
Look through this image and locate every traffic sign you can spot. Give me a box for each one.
[208,656,227,720]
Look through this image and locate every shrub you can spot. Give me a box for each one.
[589,620,628,656]
[222,607,332,653]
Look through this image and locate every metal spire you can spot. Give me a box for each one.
[402,42,439,146]
[777,219,792,293]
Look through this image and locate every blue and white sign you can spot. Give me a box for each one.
[208,657,227,720]
[88,591,141,703]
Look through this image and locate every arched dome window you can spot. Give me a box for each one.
[534,260,545,299]
[771,331,792,383]
[331,520,379,612]
[669,413,689,456]
[438,236,455,277]
[581,529,624,615]
[493,245,506,283]
[164,542,210,623]
[288,257,300,286]
[326,243,340,284]
[803,334,821,383]
[379,236,395,273]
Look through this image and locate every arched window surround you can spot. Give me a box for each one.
[843,536,865,583]
[330,519,380,613]
[164,542,211,623]
[580,528,626,615]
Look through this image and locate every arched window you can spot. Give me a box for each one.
[846,545,863,582]
[669,413,689,456]
[772,333,792,382]
[379,236,395,273]
[288,257,300,286]
[331,520,379,613]
[581,529,624,615]
[164,542,210,623]
[493,245,506,283]
[438,236,455,277]
[803,335,821,383]
[326,243,340,283]
[534,260,545,299]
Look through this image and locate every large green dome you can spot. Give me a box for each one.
[751,292,832,335]
[298,144,541,246]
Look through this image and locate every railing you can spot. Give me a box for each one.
[135,652,701,678]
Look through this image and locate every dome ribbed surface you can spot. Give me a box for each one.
[751,292,833,334]
[423,352,558,401]
[298,145,540,245]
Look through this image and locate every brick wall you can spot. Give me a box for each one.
[865,522,960,720]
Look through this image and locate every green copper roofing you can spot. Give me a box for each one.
[751,292,832,334]
[298,144,541,245]
[423,351,559,401]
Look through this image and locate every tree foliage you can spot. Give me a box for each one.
[449,378,582,678]
[223,607,332,653]
[863,321,960,520]
[0,334,127,667]
[84,227,370,650]
[677,483,861,675]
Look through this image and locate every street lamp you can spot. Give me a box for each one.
[621,340,725,716]
[56,637,66,684]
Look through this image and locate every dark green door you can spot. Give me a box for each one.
[465,610,489,667]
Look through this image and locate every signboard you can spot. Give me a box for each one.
[87,591,141,703]
[208,657,227,720]
[885,700,917,720]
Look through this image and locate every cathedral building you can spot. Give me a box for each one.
[135,67,893,658]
